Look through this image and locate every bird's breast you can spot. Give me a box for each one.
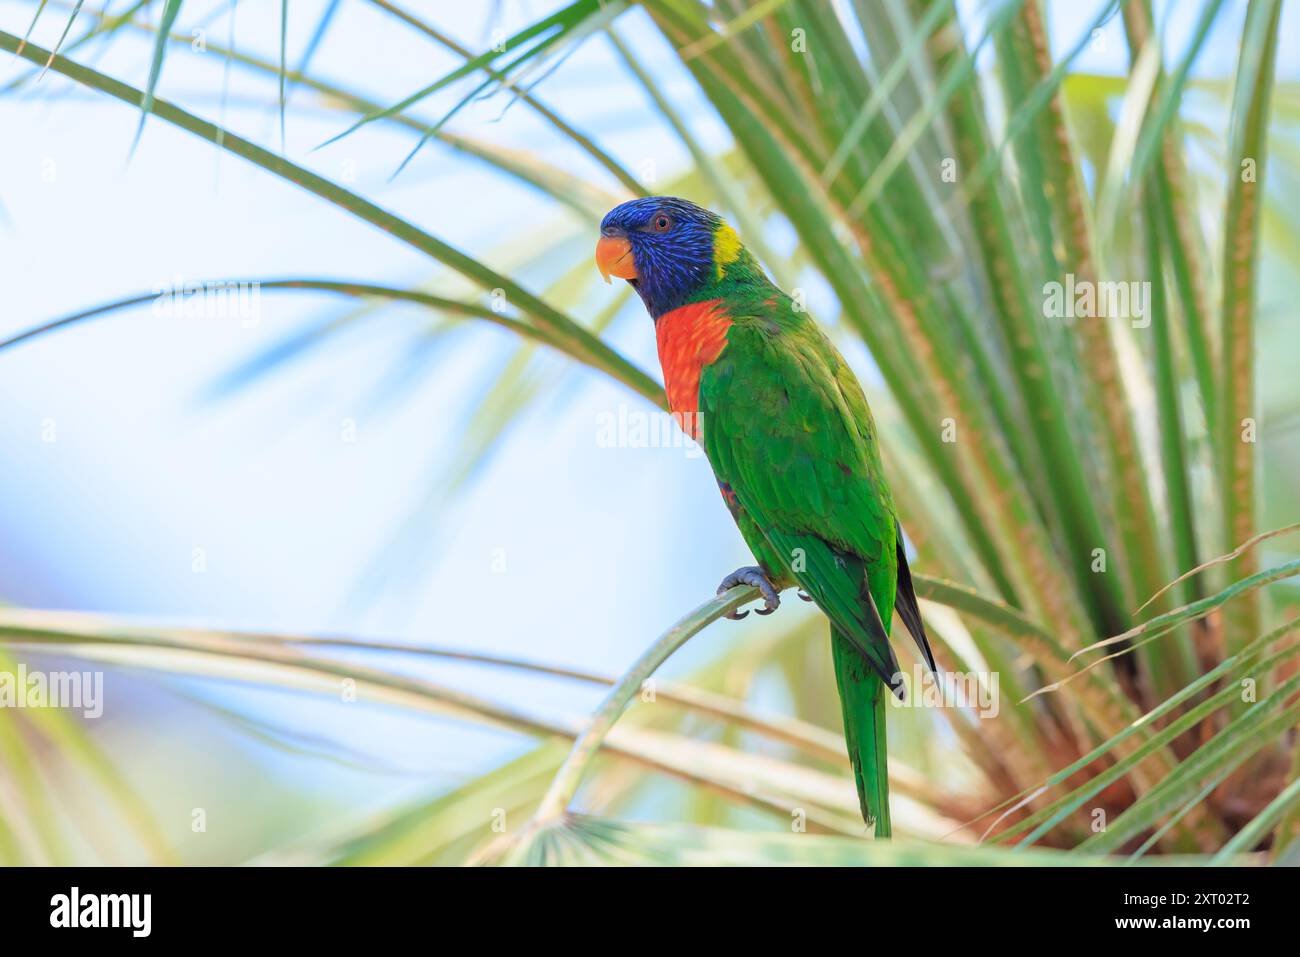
[654,298,732,441]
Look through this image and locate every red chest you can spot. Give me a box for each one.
[655,299,732,440]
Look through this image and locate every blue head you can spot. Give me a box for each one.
[596,197,731,319]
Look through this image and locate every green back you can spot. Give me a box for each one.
[698,284,901,687]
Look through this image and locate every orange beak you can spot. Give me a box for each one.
[596,235,638,284]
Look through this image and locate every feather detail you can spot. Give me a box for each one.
[894,532,938,673]
[655,299,732,440]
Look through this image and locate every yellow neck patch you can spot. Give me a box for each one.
[712,223,742,280]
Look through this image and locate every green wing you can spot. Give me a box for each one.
[700,299,905,691]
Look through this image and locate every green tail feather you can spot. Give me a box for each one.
[831,629,891,837]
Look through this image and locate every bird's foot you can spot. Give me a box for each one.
[717,566,780,620]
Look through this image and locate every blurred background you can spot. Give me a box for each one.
[1,0,1298,865]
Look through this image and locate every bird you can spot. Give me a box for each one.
[596,196,936,836]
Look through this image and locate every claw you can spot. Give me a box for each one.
[716,565,781,620]
[797,591,813,602]
[725,608,750,620]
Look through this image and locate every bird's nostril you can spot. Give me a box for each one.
[601,225,626,238]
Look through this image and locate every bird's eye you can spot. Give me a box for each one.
[651,214,672,232]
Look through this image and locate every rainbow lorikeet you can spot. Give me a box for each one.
[596,197,935,836]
